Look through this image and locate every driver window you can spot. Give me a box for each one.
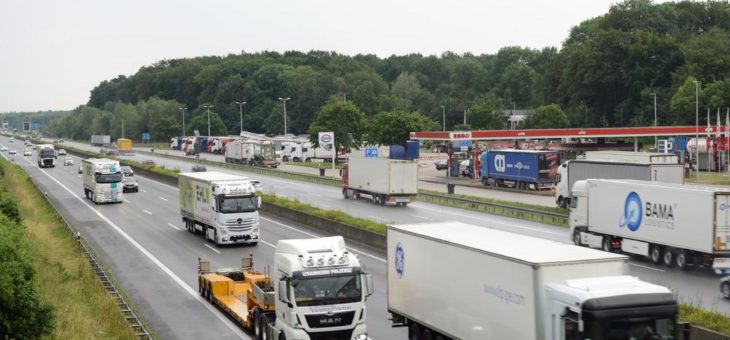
[570,197,578,209]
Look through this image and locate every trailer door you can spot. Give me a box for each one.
[716,194,730,252]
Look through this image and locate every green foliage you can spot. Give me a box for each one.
[0,188,21,224]
[468,94,504,129]
[522,104,570,129]
[679,303,730,335]
[188,109,227,136]
[308,101,368,151]
[369,110,439,146]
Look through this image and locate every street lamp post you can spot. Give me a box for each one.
[179,107,187,136]
[202,105,213,137]
[441,106,446,131]
[342,92,348,103]
[235,101,246,135]
[650,93,657,150]
[695,80,701,175]
[278,97,291,135]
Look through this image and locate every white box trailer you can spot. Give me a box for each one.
[387,222,678,340]
[555,160,684,208]
[224,139,256,164]
[584,151,679,164]
[570,179,730,271]
[82,158,123,204]
[342,157,418,205]
[179,172,260,246]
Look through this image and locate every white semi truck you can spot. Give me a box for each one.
[555,159,684,208]
[198,236,373,339]
[36,144,56,168]
[281,141,336,163]
[570,179,730,271]
[82,158,123,204]
[342,157,418,206]
[179,171,260,246]
[583,150,679,164]
[388,222,678,340]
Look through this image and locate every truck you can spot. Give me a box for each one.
[570,179,730,271]
[479,149,561,190]
[225,139,279,167]
[584,150,679,164]
[197,236,373,340]
[36,144,56,168]
[555,159,685,208]
[281,141,339,163]
[117,138,133,154]
[90,135,111,147]
[82,158,123,204]
[179,171,260,246]
[342,157,418,206]
[388,221,679,340]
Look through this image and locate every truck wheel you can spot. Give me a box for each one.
[572,229,582,246]
[408,322,422,340]
[282,156,288,162]
[253,310,262,340]
[676,250,690,270]
[649,245,662,264]
[293,157,300,162]
[601,237,613,253]
[663,249,675,267]
[422,328,435,340]
[342,189,350,199]
[380,195,387,205]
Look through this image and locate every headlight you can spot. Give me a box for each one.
[354,334,368,340]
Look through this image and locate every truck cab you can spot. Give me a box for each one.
[555,161,570,208]
[36,144,56,168]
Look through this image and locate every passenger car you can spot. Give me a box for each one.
[434,159,447,170]
[191,164,207,172]
[8,150,16,155]
[23,150,31,156]
[58,149,67,156]
[0,147,7,152]
[63,158,74,166]
[122,172,138,193]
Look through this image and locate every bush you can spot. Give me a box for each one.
[0,189,21,224]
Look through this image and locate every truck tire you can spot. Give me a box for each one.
[282,156,289,162]
[408,322,421,340]
[601,237,613,253]
[380,195,387,205]
[422,328,435,340]
[253,310,263,340]
[293,157,300,162]
[572,229,582,246]
[663,249,675,267]
[649,245,662,264]
[676,250,690,270]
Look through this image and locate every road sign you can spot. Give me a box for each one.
[22,122,30,132]
[141,133,150,142]
[459,140,470,151]
[365,148,378,158]
[32,123,41,130]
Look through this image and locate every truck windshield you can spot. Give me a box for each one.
[218,196,257,213]
[96,173,122,183]
[39,149,55,158]
[293,274,362,306]
[584,318,675,340]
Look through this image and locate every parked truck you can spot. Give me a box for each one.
[179,171,260,246]
[479,149,560,190]
[571,179,730,271]
[555,159,684,208]
[198,236,373,340]
[117,138,133,154]
[82,158,123,204]
[36,144,56,168]
[281,141,337,163]
[584,150,679,164]
[388,221,678,340]
[90,135,111,147]
[342,157,418,206]
[225,139,278,167]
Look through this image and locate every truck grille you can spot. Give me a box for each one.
[305,329,353,340]
[224,217,255,231]
[304,311,355,329]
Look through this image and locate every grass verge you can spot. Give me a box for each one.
[288,161,343,169]
[680,303,730,335]
[0,159,138,340]
[420,189,567,214]
[686,172,730,186]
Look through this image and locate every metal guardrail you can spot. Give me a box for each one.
[23,167,153,339]
[418,192,569,227]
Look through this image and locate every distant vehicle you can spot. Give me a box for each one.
[82,158,123,204]
[479,149,561,190]
[122,171,138,193]
[191,164,207,172]
[58,149,67,156]
[8,139,13,143]
[249,179,262,192]
[9,136,13,141]
[142,160,155,166]
[36,144,56,168]
[342,157,418,206]
[78,165,83,174]
[459,159,471,176]
[106,149,119,156]
[117,138,132,154]
[0,146,7,152]
[31,144,37,150]
[434,159,447,170]
[57,139,64,143]
[63,158,74,166]
[90,135,111,147]
[23,150,31,156]
[120,166,134,176]
[8,149,15,155]
[722,276,730,299]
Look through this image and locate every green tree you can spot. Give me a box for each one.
[308,101,368,151]
[188,110,228,136]
[468,94,504,129]
[369,110,439,146]
[523,104,570,129]
[669,76,702,126]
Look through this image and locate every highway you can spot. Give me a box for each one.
[4,137,729,339]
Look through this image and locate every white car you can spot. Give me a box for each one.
[250,180,263,192]
[58,149,67,156]
[8,150,16,155]
[23,150,31,156]
[459,159,472,176]
[63,158,74,166]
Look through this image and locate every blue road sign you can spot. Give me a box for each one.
[365,148,378,158]
[141,133,151,142]
[459,140,470,151]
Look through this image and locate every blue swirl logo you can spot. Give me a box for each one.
[394,243,404,278]
[619,192,642,232]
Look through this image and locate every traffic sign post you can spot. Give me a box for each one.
[319,131,335,171]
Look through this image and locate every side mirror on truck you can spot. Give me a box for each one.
[364,273,374,298]
[278,280,290,304]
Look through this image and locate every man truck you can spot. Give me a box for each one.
[570,179,730,272]
[82,158,123,204]
[388,221,678,340]
[36,144,56,168]
[342,157,418,206]
[479,149,560,190]
[179,171,260,246]
[554,159,684,208]
[198,236,373,340]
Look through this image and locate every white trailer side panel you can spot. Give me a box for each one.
[586,180,718,253]
[388,161,418,194]
[650,164,685,183]
[349,158,418,195]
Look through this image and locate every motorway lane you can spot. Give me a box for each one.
[45,139,730,315]
[3,144,403,339]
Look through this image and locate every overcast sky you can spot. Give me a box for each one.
[0,0,628,112]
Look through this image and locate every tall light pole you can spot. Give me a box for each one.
[650,92,657,150]
[179,107,187,136]
[235,101,246,135]
[202,105,213,137]
[441,106,446,131]
[278,97,290,135]
[695,80,701,174]
[341,92,348,103]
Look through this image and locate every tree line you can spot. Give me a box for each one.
[33,0,730,146]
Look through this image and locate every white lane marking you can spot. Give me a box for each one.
[203,244,221,254]
[411,214,434,221]
[260,216,386,263]
[259,239,276,248]
[143,210,153,216]
[30,165,247,338]
[167,223,181,231]
[159,196,168,201]
[140,189,147,193]
[124,199,131,203]
[629,262,666,273]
